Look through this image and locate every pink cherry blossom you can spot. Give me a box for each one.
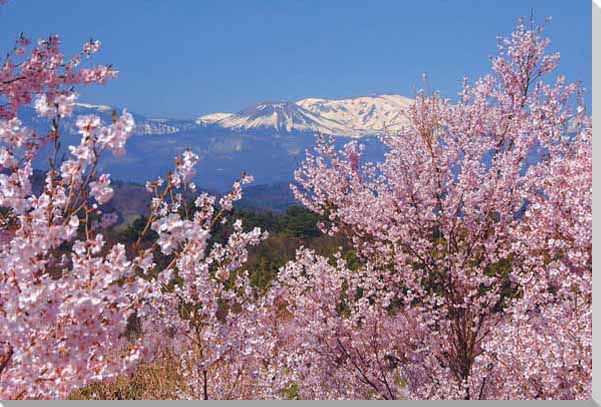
[276,17,592,400]
[89,174,113,205]
[0,4,592,400]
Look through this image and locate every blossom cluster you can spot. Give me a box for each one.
[0,7,592,401]
[282,17,592,400]
[1,11,274,398]
[121,148,272,399]
[0,105,151,398]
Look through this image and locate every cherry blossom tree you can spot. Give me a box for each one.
[134,155,277,399]
[1,1,592,399]
[0,3,274,399]
[277,17,591,399]
[0,6,158,396]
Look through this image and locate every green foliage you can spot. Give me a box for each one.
[114,215,156,246]
[281,382,301,400]
[102,205,356,298]
[211,206,355,291]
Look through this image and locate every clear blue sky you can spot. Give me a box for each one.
[0,0,591,119]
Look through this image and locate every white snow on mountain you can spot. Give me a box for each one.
[59,94,414,138]
[135,121,180,135]
[197,94,413,137]
[205,101,350,134]
[74,102,114,112]
[59,104,181,136]
[196,112,234,125]
[296,94,412,136]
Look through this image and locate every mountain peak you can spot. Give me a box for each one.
[197,94,413,137]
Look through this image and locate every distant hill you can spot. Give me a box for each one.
[236,182,298,213]
[29,169,298,225]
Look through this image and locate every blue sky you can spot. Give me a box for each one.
[0,0,591,118]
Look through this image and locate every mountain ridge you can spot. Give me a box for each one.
[18,94,402,192]
[197,94,413,137]
[21,93,413,139]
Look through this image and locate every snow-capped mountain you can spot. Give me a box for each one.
[21,94,414,138]
[297,94,413,135]
[197,94,413,137]
[18,95,408,192]
[200,101,350,135]
[196,112,234,125]
[74,102,114,112]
